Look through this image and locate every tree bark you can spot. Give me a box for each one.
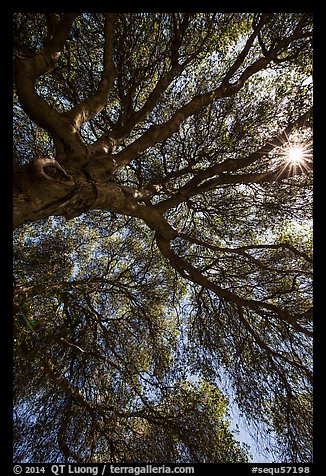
[13,157,177,241]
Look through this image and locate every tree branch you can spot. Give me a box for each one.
[221,13,271,86]
[44,13,79,57]
[111,32,309,173]
[65,13,117,131]
[155,107,312,212]
[110,14,213,142]
[178,232,312,274]
[193,162,312,193]
[14,14,86,156]
[236,305,312,385]
[155,234,312,337]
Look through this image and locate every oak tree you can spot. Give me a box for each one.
[13,13,313,463]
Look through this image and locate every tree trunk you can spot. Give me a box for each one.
[13,156,177,241]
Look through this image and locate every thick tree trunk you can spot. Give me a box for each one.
[13,157,177,241]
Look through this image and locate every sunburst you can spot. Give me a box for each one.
[273,133,312,179]
[287,146,306,165]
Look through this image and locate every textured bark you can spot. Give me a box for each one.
[13,157,177,241]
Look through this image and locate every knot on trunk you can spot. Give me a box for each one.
[32,157,74,184]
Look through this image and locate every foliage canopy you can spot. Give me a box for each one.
[13,13,313,463]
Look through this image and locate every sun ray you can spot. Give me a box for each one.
[270,131,313,179]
